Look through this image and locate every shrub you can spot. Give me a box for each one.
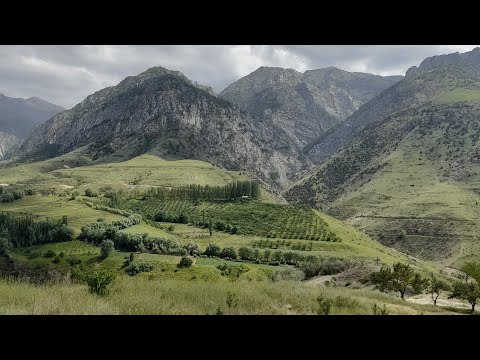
[126,262,154,276]
[167,225,175,232]
[44,249,57,258]
[85,270,116,295]
[220,247,237,259]
[184,242,200,256]
[0,237,11,258]
[316,295,333,315]
[85,189,98,197]
[178,256,193,268]
[238,246,255,261]
[67,256,82,266]
[204,243,221,257]
[100,240,114,259]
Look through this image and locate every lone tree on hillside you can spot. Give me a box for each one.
[449,282,480,313]
[428,274,451,306]
[449,261,480,313]
[370,262,427,299]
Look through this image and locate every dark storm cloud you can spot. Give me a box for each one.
[0,45,478,109]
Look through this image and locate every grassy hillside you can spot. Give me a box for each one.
[433,88,480,104]
[286,102,480,264]
[0,275,452,315]
[0,239,451,315]
[1,150,448,314]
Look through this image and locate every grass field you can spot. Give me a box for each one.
[0,276,454,315]
[433,88,480,104]
[0,195,125,232]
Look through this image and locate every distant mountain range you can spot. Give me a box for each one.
[0,94,64,159]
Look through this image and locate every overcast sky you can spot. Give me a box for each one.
[0,45,478,109]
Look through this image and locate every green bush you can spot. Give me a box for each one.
[85,270,116,295]
[204,243,221,257]
[67,256,82,266]
[44,249,57,258]
[100,240,114,259]
[0,237,11,258]
[126,262,154,276]
[316,294,333,315]
[178,256,193,268]
[85,189,98,197]
[219,247,237,259]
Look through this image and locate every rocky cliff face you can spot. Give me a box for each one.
[0,94,64,138]
[0,131,18,159]
[15,67,306,188]
[220,66,402,148]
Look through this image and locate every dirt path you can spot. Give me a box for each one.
[406,293,471,310]
[305,275,336,286]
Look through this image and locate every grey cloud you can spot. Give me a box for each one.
[0,45,478,108]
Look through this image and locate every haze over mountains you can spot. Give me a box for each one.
[0,94,64,158]
[4,46,480,264]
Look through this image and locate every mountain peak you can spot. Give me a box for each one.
[406,47,480,78]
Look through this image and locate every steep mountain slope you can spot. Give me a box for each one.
[286,99,480,262]
[305,62,480,164]
[0,94,64,138]
[0,131,18,159]
[219,66,402,148]
[14,67,305,189]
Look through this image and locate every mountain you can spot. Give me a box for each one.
[14,67,305,189]
[286,63,480,262]
[0,131,18,159]
[304,54,480,165]
[406,47,480,78]
[0,94,64,138]
[219,66,402,148]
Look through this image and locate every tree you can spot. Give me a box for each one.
[370,262,426,299]
[461,261,480,284]
[100,240,114,259]
[204,243,221,257]
[428,274,451,306]
[0,237,11,258]
[208,219,213,237]
[238,246,254,261]
[178,256,193,268]
[449,281,480,313]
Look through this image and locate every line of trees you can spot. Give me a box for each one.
[203,243,350,278]
[370,261,480,313]
[144,180,261,202]
[79,220,188,256]
[0,213,74,247]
